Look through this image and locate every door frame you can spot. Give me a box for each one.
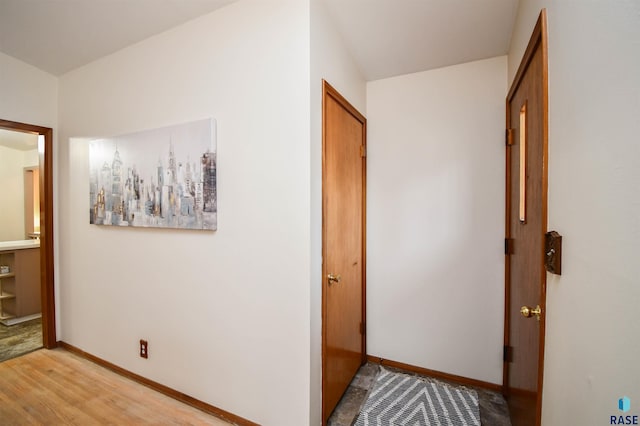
[321,80,367,423]
[503,9,549,425]
[0,118,56,349]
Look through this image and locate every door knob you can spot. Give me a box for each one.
[327,274,341,284]
[520,305,542,321]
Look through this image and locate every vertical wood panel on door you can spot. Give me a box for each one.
[504,10,549,426]
[322,80,367,424]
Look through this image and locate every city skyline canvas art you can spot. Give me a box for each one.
[89,118,217,231]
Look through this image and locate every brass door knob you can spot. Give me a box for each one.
[327,274,341,284]
[520,305,542,321]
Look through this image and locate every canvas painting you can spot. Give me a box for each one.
[89,118,217,230]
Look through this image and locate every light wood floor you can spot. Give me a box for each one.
[0,348,232,425]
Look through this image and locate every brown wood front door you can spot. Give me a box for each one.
[504,10,549,426]
[322,80,366,424]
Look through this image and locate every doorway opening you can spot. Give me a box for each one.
[0,119,56,361]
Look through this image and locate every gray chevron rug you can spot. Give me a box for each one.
[353,368,480,426]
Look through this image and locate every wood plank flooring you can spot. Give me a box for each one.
[0,348,232,425]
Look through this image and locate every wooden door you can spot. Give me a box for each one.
[322,80,366,424]
[504,10,548,426]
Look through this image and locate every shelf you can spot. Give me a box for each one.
[1,247,40,323]
[0,312,15,321]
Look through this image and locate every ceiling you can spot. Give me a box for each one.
[0,0,238,76]
[0,0,519,80]
[0,129,38,151]
[323,0,520,81]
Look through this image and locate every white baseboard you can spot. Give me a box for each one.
[0,313,42,326]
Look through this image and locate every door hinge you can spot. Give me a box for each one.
[505,238,515,255]
[504,345,514,363]
[360,145,367,158]
[506,128,515,146]
[359,322,365,335]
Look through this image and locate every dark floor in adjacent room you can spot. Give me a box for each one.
[328,362,512,426]
[0,317,43,362]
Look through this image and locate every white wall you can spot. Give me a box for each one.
[0,53,57,240]
[509,2,640,424]
[0,146,25,241]
[23,148,39,166]
[366,56,507,385]
[310,0,366,423]
[0,52,58,128]
[57,1,310,424]
[0,52,57,285]
[0,144,39,241]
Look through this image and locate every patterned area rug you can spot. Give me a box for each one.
[0,318,43,362]
[354,368,481,426]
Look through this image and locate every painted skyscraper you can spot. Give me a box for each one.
[89,118,217,231]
